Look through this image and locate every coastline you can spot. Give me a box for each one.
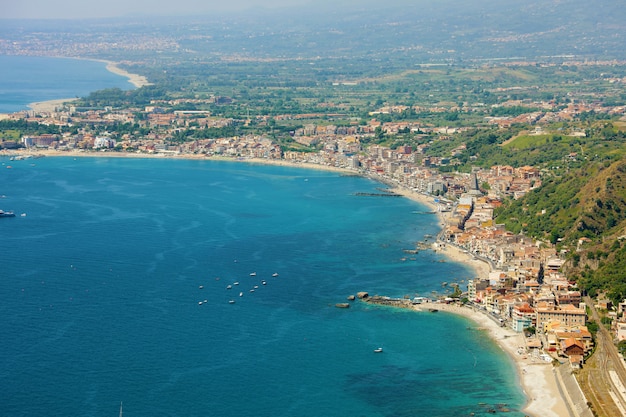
[13,58,151,115]
[413,302,571,417]
[2,149,572,416]
[28,97,79,113]
[102,60,151,88]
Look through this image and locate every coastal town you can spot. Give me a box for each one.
[4,1,626,415]
[2,77,626,417]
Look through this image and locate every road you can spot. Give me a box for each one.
[578,296,626,416]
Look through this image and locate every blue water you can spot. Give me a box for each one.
[0,55,135,113]
[0,157,525,417]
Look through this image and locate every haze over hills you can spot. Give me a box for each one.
[2,0,626,304]
[1,0,625,62]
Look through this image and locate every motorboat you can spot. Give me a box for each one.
[0,210,16,217]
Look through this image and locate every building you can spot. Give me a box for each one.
[536,304,586,331]
[511,303,535,332]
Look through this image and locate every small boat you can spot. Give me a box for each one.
[250,272,257,276]
[226,285,232,289]
[198,301,203,305]
[229,300,235,304]
[254,285,259,289]
[250,289,255,293]
[261,280,267,285]
[233,281,239,286]
[0,210,16,218]
[239,292,243,297]
[272,273,279,277]
[198,285,204,289]
[374,348,383,353]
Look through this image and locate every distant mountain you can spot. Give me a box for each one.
[205,0,626,61]
[1,0,624,62]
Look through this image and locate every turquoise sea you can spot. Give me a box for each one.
[0,55,134,113]
[0,157,526,416]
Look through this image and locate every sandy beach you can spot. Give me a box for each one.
[413,302,571,417]
[374,184,572,416]
[28,97,79,113]
[15,59,151,115]
[3,149,574,416]
[103,61,151,88]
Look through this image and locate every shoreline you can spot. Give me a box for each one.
[2,149,572,415]
[412,302,571,417]
[0,57,151,115]
[28,97,79,113]
[101,60,151,89]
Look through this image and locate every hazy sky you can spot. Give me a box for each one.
[2,0,315,19]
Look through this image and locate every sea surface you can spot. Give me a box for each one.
[0,157,526,417]
[0,55,134,113]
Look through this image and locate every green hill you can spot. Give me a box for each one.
[494,127,626,303]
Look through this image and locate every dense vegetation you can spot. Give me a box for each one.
[493,125,626,303]
[3,0,626,302]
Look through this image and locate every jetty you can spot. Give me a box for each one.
[354,192,402,197]
[362,295,413,308]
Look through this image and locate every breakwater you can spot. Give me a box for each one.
[354,192,402,197]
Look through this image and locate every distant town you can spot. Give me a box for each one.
[4,89,626,377]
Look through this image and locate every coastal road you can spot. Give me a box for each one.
[578,296,626,417]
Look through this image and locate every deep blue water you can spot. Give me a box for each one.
[0,157,526,417]
[0,55,134,113]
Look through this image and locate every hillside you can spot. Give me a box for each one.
[494,135,626,303]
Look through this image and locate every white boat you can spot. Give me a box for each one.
[198,285,204,289]
[261,280,267,285]
[229,300,235,304]
[239,292,243,297]
[272,273,279,277]
[250,272,257,276]
[198,301,203,305]
[374,347,383,353]
[233,281,239,285]
[226,285,232,289]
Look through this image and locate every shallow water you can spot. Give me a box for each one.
[0,55,133,113]
[0,157,525,416]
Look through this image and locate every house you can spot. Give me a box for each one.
[511,303,535,333]
[561,338,585,369]
[616,321,626,341]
